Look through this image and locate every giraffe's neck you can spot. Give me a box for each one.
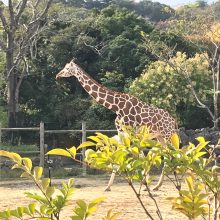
[74,68,123,113]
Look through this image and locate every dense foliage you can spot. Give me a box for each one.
[47,127,220,219]
[0,0,219,140]
[128,52,213,128]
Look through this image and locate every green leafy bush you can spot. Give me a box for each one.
[48,126,220,219]
[0,151,118,220]
[128,52,212,128]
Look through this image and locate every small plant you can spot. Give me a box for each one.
[169,175,209,219]
[47,126,220,219]
[0,150,118,220]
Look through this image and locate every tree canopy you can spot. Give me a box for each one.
[0,0,219,134]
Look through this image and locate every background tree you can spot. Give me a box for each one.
[20,4,156,130]
[0,0,52,127]
[128,52,213,128]
[153,4,220,129]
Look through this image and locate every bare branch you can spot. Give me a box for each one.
[38,0,53,19]
[15,58,29,103]
[167,59,215,120]
[0,6,8,32]
[27,0,52,32]
[8,0,16,28]
[0,39,6,51]
[34,0,41,8]
[83,41,107,56]
[15,0,28,25]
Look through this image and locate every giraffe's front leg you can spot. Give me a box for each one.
[104,171,116,191]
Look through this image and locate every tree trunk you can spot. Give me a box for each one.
[6,31,18,128]
[213,93,219,130]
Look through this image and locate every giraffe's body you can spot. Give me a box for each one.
[56,60,177,190]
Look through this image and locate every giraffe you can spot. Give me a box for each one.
[56,60,177,191]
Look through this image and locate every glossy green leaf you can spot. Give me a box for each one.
[85,149,96,158]
[10,209,19,217]
[40,205,47,214]
[41,178,51,191]
[102,209,121,220]
[22,158,32,171]
[46,186,55,198]
[76,200,87,211]
[131,147,139,156]
[67,146,77,158]
[67,178,75,187]
[171,133,180,149]
[196,136,206,143]
[0,150,22,164]
[77,141,96,150]
[88,197,105,208]
[34,166,43,180]
[46,148,72,158]
[88,136,102,144]
[17,207,24,217]
[23,207,31,215]
[25,193,48,204]
[123,136,131,147]
[28,204,37,214]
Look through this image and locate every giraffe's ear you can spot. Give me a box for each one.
[70,57,76,64]
[70,62,73,66]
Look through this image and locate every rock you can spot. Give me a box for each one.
[178,127,220,145]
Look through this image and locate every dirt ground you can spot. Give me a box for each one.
[0,175,196,220]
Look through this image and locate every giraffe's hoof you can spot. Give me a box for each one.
[152,187,160,191]
[104,188,111,191]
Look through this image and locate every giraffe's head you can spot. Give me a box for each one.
[56,60,80,79]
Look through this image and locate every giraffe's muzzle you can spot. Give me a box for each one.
[56,71,63,80]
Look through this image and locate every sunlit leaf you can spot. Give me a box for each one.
[88,197,105,208]
[171,133,180,149]
[196,136,206,143]
[41,178,51,191]
[0,150,22,164]
[46,148,72,158]
[67,146,77,158]
[17,207,24,217]
[28,204,37,214]
[34,166,43,180]
[46,186,55,198]
[68,178,75,188]
[22,158,32,171]
[77,142,96,150]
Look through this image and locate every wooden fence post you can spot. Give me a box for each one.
[82,121,87,176]
[0,123,2,144]
[40,122,45,167]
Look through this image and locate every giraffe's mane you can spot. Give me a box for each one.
[79,66,133,98]
[72,62,155,108]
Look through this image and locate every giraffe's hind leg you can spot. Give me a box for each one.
[104,171,116,191]
[152,169,165,191]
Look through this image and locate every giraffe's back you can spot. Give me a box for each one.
[118,96,177,141]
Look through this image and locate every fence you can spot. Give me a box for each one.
[0,121,117,174]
